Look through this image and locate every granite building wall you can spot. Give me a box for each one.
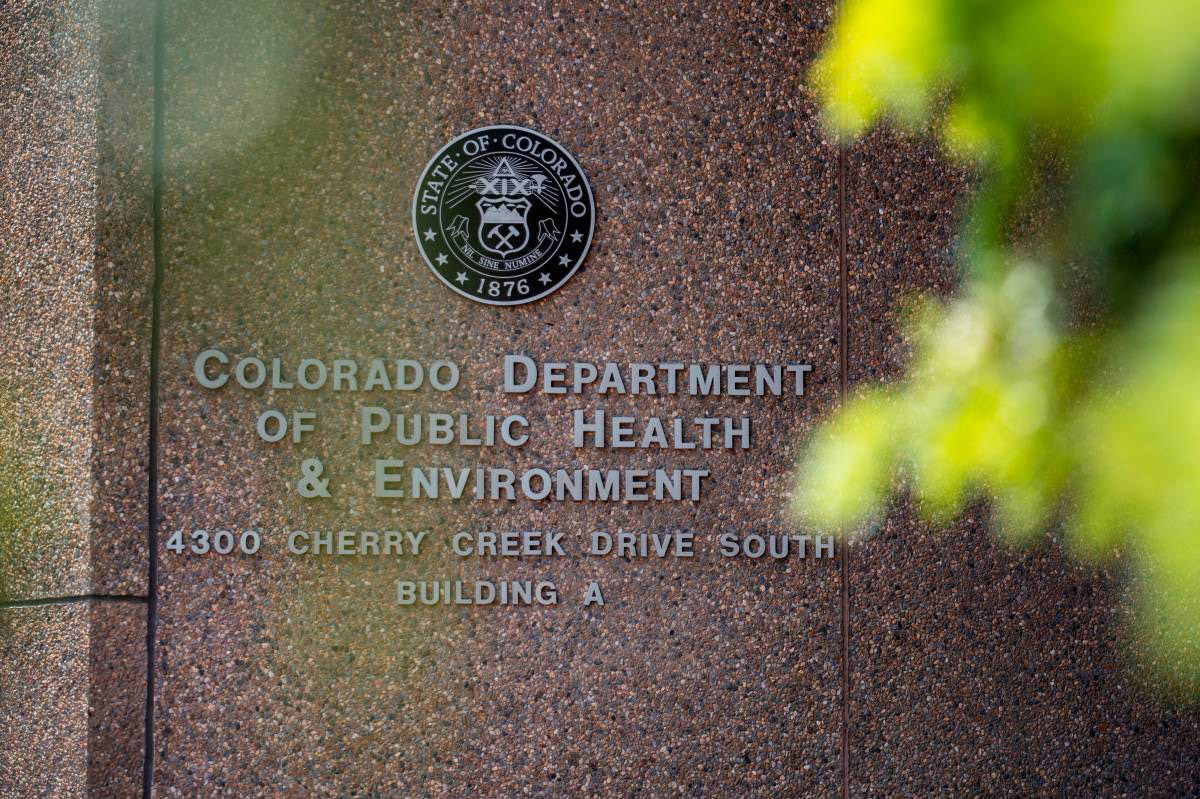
[1,0,150,796]
[1,1,1198,797]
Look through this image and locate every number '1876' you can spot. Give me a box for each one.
[478,278,530,298]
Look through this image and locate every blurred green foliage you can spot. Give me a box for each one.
[799,0,1200,692]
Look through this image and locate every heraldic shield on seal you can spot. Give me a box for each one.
[412,125,595,305]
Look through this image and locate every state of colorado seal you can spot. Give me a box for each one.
[413,126,595,305]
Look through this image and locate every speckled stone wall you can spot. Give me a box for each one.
[1,0,151,796]
[0,0,153,601]
[4,1,1200,798]
[153,2,841,796]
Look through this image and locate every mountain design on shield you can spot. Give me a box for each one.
[473,158,546,258]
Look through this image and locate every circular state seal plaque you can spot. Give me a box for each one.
[412,126,595,305]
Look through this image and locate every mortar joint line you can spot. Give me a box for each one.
[0,595,147,609]
[144,0,167,794]
[838,138,852,799]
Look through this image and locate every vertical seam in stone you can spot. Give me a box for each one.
[838,141,851,799]
[144,0,166,794]
[834,0,853,790]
